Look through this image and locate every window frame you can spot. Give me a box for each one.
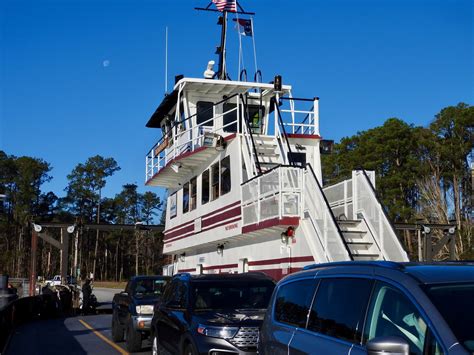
[201,169,210,205]
[211,161,220,201]
[196,101,214,127]
[189,176,197,211]
[182,182,190,214]
[220,156,231,196]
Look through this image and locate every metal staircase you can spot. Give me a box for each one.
[337,219,381,261]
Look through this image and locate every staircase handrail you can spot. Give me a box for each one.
[240,93,262,175]
[306,163,354,260]
[356,168,409,261]
[272,97,295,166]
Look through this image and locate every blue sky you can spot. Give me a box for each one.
[1,0,473,200]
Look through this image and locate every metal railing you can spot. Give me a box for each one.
[304,164,352,261]
[353,170,409,262]
[146,95,241,182]
[279,96,319,135]
[241,166,303,226]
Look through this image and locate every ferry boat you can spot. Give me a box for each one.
[144,3,409,280]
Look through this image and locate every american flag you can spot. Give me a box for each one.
[212,0,237,12]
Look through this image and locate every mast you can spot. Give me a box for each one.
[195,2,255,81]
[217,11,228,80]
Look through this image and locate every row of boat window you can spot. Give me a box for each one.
[171,156,231,218]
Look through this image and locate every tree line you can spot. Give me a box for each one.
[0,102,472,280]
[323,102,473,259]
[0,153,164,281]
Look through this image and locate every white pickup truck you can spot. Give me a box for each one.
[46,275,62,286]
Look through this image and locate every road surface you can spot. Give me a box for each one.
[5,288,151,355]
[6,314,151,354]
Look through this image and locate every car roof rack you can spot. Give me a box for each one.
[302,261,405,271]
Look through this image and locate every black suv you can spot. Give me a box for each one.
[259,261,474,355]
[150,272,275,355]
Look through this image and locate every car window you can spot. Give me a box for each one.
[425,283,474,353]
[307,278,373,343]
[274,279,317,328]
[364,282,427,355]
[133,279,168,297]
[192,280,274,310]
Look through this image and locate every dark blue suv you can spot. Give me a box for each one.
[259,261,474,355]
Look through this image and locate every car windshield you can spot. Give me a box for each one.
[134,279,168,297]
[425,283,474,352]
[192,280,275,310]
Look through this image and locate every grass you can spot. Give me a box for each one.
[93,281,127,289]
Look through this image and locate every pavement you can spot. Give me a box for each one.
[4,288,151,355]
[5,314,151,355]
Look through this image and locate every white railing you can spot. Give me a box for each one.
[352,171,409,262]
[279,97,319,135]
[145,102,240,182]
[303,167,351,261]
[241,166,303,226]
[323,179,353,220]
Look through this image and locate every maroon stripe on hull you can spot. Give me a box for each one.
[248,255,314,267]
[242,217,300,234]
[177,268,196,273]
[164,200,241,237]
[164,217,242,245]
[286,134,321,139]
[202,206,241,228]
[204,263,238,270]
[165,224,194,240]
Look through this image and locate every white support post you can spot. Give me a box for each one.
[279,168,282,219]
[314,98,319,136]
[257,178,261,224]
[344,180,348,219]
[352,171,358,220]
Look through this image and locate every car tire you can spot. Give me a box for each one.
[182,342,197,355]
[125,322,142,352]
[111,312,124,342]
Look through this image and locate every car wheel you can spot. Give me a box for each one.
[111,311,124,342]
[125,322,142,352]
[182,342,197,355]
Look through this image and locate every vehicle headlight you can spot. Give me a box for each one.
[135,305,154,315]
[197,324,239,339]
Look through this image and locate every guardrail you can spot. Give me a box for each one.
[241,166,304,226]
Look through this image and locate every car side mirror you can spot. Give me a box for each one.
[367,336,410,355]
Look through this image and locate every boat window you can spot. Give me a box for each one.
[190,176,197,211]
[197,101,214,127]
[183,182,190,214]
[223,103,238,132]
[202,170,210,205]
[247,105,265,134]
[220,156,231,196]
[169,192,177,219]
[211,162,220,201]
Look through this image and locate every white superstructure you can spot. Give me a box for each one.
[144,8,408,280]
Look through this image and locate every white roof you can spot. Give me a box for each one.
[174,77,292,97]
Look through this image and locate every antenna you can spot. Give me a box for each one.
[165,26,168,94]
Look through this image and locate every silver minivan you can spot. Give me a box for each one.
[259,261,474,355]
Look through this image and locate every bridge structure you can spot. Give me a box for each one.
[28,222,165,296]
